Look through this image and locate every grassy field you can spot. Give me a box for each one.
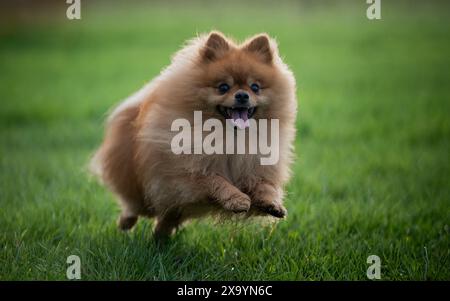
[0,0,449,280]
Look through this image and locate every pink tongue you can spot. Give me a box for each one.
[231,109,250,129]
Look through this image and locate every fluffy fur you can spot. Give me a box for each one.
[90,31,297,237]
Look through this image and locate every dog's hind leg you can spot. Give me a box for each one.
[118,214,138,231]
[154,208,183,239]
[117,201,140,231]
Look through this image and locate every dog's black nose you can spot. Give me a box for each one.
[234,91,249,104]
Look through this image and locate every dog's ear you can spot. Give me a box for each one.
[202,32,230,62]
[243,34,275,64]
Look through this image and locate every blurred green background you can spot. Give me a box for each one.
[0,0,449,280]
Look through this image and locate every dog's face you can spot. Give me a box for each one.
[194,32,287,129]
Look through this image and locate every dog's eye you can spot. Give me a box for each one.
[218,83,230,94]
[250,83,260,93]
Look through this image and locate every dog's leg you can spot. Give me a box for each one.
[117,201,140,231]
[118,214,138,231]
[154,209,183,239]
[199,174,251,214]
[250,181,287,218]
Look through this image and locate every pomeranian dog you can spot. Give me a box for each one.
[91,31,297,237]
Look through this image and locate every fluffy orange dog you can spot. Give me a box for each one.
[91,31,297,237]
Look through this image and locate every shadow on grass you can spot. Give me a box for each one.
[78,218,282,280]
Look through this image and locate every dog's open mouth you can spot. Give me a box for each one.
[217,105,257,129]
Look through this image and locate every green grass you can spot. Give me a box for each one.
[0,0,449,280]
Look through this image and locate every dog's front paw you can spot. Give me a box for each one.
[254,200,287,218]
[224,194,251,213]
